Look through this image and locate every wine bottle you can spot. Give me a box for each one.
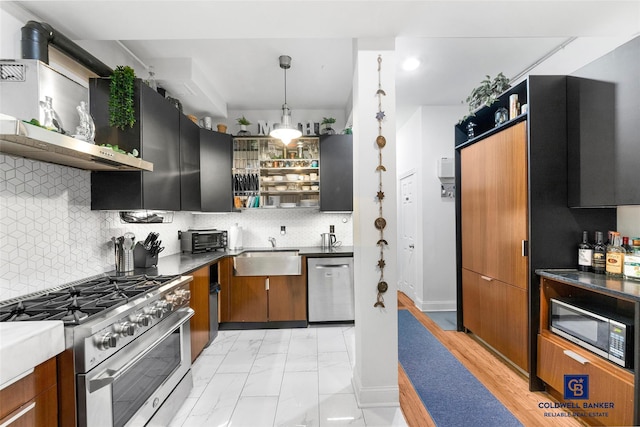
[592,231,606,274]
[578,231,593,272]
[606,234,625,277]
[622,236,632,252]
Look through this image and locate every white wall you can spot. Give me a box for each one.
[351,42,399,407]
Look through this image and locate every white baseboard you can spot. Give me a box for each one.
[352,372,400,408]
[413,296,456,312]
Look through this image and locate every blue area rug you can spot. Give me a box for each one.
[398,310,523,427]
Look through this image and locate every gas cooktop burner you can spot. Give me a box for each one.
[0,274,180,325]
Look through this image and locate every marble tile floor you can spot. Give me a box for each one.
[169,326,408,427]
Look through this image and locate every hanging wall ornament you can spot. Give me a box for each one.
[374,55,388,309]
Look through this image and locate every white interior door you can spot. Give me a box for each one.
[399,173,417,302]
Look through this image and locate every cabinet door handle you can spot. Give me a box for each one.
[265,277,270,291]
[563,349,590,365]
[522,240,529,257]
[0,402,35,427]
[480,275,493,282]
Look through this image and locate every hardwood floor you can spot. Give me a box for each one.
[397,291,586,427]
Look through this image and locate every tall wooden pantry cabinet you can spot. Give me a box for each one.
[455,76,617,389]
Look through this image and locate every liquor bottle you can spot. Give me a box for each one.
[577,231,593,272]
[606,234,625,277]
[623,238,640,281]
[592,231,606,274]
[622,236,632,252]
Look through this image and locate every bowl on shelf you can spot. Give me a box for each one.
[311,185,319,191]
[285,173,299,181]
[301,185,311,191]
[280,202,297,208]
[273,175,284,181]
[262,176,272,182]
[309,173,318,180]
[275,185,287,191]
[300,199,318,207]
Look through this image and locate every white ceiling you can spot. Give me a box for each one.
[5,1,640,120]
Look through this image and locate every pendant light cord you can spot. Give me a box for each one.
[283,67,288,105]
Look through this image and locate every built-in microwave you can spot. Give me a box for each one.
[550,298,633,368]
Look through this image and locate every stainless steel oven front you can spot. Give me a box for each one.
[78,307,194,427]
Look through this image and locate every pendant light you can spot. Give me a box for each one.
[270,55,302,145]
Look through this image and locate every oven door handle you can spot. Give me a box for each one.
[87,308,194,393]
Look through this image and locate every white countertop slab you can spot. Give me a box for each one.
[0,321,65,387]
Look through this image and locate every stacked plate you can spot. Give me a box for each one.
[300,199,318,207]
[280,202,297,208]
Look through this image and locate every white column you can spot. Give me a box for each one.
[351,39,398,407]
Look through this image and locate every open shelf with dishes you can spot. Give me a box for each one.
[232,136,320,209]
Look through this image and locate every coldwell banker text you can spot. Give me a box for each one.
[538,402,615,409]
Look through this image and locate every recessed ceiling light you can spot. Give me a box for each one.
[402,57,420,71]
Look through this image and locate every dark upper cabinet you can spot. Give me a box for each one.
[180,115,201,211]
[568,36,640,206]
[90,79,181,210]
[198,128,233,212]
[320,134,353,211]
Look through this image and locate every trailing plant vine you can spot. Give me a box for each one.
[109,65,136,130]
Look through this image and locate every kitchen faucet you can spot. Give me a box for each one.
[268,237,276,248]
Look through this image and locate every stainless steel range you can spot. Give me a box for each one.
[0,274,194,427]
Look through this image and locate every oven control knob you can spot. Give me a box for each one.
[135,314,151,327]
[175,289,191,302]
[118,322,136,336]
[97,333,118,350]
[150,306,164,319]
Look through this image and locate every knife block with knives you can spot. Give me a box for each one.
[134,232,164,268]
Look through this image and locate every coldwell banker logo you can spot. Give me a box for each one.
[564,374,589,400]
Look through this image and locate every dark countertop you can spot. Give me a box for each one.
[536,269,640,302]
[110,246,354,277]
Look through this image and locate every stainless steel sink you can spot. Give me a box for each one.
[233,250,301,276]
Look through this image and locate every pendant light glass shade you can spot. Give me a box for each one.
[270,55,302,144]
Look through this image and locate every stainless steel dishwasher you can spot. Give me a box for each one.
[308,257,354,322]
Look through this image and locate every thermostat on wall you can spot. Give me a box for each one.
[437,157,454,179]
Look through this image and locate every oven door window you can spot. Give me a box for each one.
[112,329,181,427]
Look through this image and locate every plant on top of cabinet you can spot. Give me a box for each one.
[321,117,336,135]
[461,72,510,122]
[108,65,136,130]
[237,116,251,136]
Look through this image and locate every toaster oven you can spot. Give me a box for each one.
[179,229,227,253]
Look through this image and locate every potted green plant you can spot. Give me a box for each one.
[108,65,137,130]
[461,72,510,123]
[321,117,336,135]
[236,116,251,135]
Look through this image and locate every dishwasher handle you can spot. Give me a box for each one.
[314,264,350,269]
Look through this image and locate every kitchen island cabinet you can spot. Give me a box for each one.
[536,270,638,426]
[0,357,58,427]
[455,76,617,388]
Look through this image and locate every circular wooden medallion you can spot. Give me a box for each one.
[376,135,386,148]
[377,281,388,293]
[374,217,386,230]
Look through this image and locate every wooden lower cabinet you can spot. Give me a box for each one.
[269,275,307,321]
[0,357,57,427]
[227,275,269,322]
[538,332,634,426]
[220,257,307,324]
[462,268,528,370]
[189,266,210,362]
